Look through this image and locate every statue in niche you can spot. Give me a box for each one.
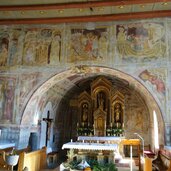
[82,103,88,123]
[97,92,105,110]
[97,116,104,129]
[114,103,122,127]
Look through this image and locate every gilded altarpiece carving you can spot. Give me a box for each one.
[76,77,125,136]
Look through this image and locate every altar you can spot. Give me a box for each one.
[66,77,141,170]
[62,137,141,171]
[62,141,117,164]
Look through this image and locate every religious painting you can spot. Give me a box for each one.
[68,27,108,62]
[139,69,166,95]
[0,32,9,66]
[36,29,52,64]
[8,29,22,66]
[0,77,16,123]
[49,30,61,64]
[116,22,166,62]
[22,28,62,65]
[19,73,39,112]
[22,29,38,65]
[125,107,149,134]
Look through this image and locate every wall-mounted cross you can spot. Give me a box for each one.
[43,110,53,146]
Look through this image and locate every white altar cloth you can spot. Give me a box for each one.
[0,141,15,149]
[77,136,125,141]
[62,142,118,151]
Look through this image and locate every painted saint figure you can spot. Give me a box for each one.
[0,43,8,66]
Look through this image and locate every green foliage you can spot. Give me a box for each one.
[63,158,117,171]
[7,148,17,156]
[68,160,82,169]
[92,162,117,171]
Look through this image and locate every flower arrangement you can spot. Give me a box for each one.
[62,158,118,171]
[5,148,19,170]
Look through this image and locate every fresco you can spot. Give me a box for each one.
[19,73,40,112]
[0,77,16,123]
[0,31,9,66]
[125,107,148,133]
[23,28,62,65]
[116,22,166,62]
[139,68,166,109]
[139,69,166,95]
[8,29,23,65]
[68,28,108,62]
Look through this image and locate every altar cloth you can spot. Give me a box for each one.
[0,141,15,149]
[62,142,118,151]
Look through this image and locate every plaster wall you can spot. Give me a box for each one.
[0,17,170,148]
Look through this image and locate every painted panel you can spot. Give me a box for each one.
[0,31,9,66]
[22,28,62,65]
[8,29,23,65]
[116,22,166,62]
[0,77,16,123]
[68,27,109,62]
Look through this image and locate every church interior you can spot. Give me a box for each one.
[0,0,171,170]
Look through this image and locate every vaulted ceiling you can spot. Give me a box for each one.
[0,0,170,24]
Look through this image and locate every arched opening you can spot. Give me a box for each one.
[20,66,164,159]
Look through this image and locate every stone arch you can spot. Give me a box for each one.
[20,66,165,145]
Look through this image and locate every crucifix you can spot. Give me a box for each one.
[43,111,53,146]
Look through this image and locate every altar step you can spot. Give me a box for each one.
[115,158,139,171]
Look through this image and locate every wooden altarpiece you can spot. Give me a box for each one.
[76,76,125,136]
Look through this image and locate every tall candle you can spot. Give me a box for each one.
[117,123,118,128]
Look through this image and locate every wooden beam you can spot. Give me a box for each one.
[0,0,170,11]
[0,10,170,25]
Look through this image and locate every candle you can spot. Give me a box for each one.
[71,139,73,142]
[110,122,113,127]
[122,123,124,128]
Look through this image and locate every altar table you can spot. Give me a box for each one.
[62,142,117,164]
[62,142,118,151]
[0,142,15,149]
